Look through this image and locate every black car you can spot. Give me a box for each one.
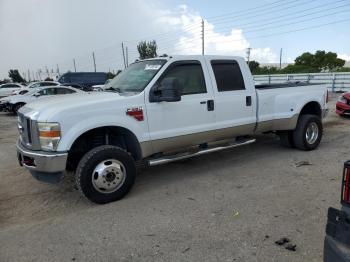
[324,160,350,261]
[58,72,107,88]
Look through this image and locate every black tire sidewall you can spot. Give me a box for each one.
[294,115,322,150]
[76,146,136,204]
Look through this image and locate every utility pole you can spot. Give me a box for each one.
[92,52,96,72]
[246,47,252,63]
[73,59,77,72]
[201,18,204,55]
[56,64,60,76]
[279,48,283,69]
[121,42,126,69]
[126,46,129,67]
[28,69,31,82]
[45,66,50,78]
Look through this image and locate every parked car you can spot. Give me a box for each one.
[324,160,350,262]
[58,72,107,88]
[61,83,93,92]
[1,86,81,113]
[0,83,24,98]
[92,79,112,91]
[12,81,60,95]
[16,55,328,203]
[336,92,350,117]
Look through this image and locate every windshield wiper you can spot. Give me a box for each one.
[106,87,122,93]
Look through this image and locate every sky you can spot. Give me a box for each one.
[0,0,349,80]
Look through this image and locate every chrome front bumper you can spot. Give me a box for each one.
[17,141,68,183]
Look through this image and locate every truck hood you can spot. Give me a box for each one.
[21,92,124,120]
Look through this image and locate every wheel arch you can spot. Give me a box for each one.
[66,125,142,171]
[299,101,322,118]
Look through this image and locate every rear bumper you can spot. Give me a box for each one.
[16,140,68,183]
[336,102,350,116]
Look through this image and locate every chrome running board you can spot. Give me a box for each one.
[147,138,256,167]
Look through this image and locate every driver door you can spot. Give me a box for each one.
[145,58,215,153]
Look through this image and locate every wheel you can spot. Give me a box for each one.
[293,114,323,151]
[279,131,295,148]
[13,103,25,114]
[76,145,136,204]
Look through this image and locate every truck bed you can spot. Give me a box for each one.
[256,82,319,90]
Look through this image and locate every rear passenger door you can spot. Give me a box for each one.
[207,59,256,139]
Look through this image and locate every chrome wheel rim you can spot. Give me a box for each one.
[91,159,126,193]
[305,122,319,144]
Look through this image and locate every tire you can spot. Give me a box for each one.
[76,145,136,204]
[279,131,295,148]
[293,114,323,151]
[13,103,25,114]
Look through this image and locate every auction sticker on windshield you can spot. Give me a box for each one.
[145,64,162,70]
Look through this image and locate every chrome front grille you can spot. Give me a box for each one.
[17,112,31,147]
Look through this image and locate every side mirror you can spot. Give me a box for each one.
[150,78,182,103]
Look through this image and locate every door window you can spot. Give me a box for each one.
[211,61,245,92]
[160,62,206,95]
[56,88,75,94]
[38,88,57,96]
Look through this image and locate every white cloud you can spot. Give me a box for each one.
[0,1,280,78]
[339,54,350,61]
[153,5,277,63]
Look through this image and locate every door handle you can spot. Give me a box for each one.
[199,101,206,104]
[246,96,252,106]
[207,100,214,111]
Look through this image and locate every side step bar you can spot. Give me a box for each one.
[147,138,256,167]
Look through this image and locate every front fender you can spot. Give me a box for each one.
[56,114,149,151]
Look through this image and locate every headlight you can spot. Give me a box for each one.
[338,96,347,104]
[37,122,61,151]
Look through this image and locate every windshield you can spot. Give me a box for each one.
[108,59,166,93]
[26,88,41,95]
[27,82,40,88]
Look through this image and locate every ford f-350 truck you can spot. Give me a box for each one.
[16,55,328,203]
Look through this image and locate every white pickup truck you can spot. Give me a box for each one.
[16,55,328,203]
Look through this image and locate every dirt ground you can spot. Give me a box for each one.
[0,96,349,262]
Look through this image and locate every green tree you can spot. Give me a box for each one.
[106,72,116,79]
[295,50,345,71]
[248,60,260,73]
[280,64,318,74]
[334,67,350,72]
[137,40,158,60]
[8,69,26,83]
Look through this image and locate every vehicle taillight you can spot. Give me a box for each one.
[341,160,350,205]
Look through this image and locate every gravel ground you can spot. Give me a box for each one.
[0,97,349,262]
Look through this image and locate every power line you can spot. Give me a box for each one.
[209,0,348,31]
[207,0,292,20]
[208,17,350,44]
[205,8,350,35]
[208,0,318,24]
